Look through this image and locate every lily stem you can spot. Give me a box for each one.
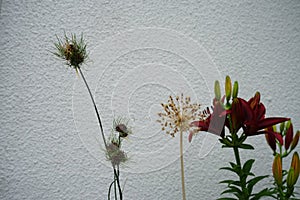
[232,133,248,199]
[180,130,186,200]
[233,146,241,167]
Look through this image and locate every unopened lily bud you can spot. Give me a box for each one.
[225,76,232,102]
[285,121,293,150]
[265,127,276,152]
[272,154,282,186]
[214,80,221,101]
[232,81,238,98]
[287,152,300,187]
[291,131,299,151]
[280,122,285,134]
[273,125,277,133]
[287,168,295,188]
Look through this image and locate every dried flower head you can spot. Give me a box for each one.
[106,136,128,167]
[113,117,132,138]
[54,33,87,70]
[157,94,203,137]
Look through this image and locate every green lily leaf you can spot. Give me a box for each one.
[243,159,255,174]
[220,167,238,175]
[247,175,269,194]
[221,185,242,195]
[219,180,241,187]
[238,143,254,150]
[250,188,275,200]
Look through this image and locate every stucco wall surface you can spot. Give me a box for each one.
[1,0,299,199]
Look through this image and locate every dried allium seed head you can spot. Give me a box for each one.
[157,94,204,137]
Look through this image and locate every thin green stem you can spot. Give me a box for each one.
[78,68,108,149]
[108,179,116,200]
[78,68,124,199]
[180,130,186,200]
[114,170,117,200]
[114,168,123,200]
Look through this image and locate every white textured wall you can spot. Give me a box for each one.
[1,0,299,199]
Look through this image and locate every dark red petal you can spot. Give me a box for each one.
[257,103,266,120]
[248,92,260,110]
[190,121,209,131]
[239,98,253,121]
[274,133,284,145]
[285,123,294,150]
[258,118,290,130]
[265,129,284,145]
[265,128,277,152]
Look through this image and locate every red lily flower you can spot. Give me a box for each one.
[230,97,252,133]
[190,98,227,141]
[242,92,289,138]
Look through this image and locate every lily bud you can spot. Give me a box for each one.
[232,81,238,98]
[280,122,285,134]
[291,131,299,151]
[225,76,232,102]
[214,80,221,101]
[287,168,295,188]
[272,154,282,186]
[285,121,293,150]
[265,127,276,152]
[287,152,300,187]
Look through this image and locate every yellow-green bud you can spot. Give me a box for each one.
[280,122,285,133]
[214,80,221,101]
[286,120,292,131]
[232,81,238,98]
[225,76,232,102]
[289,152,300,187]
[291,131,299,151]
[287,168,295,188]
[272,154,282,186]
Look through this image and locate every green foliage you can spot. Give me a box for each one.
[219,159,273,199]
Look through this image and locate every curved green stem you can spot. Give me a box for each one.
[108,179,116,200]
[78,68,108,149]
[78,68,124,199]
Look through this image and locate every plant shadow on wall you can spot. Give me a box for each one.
[53,33,299,200]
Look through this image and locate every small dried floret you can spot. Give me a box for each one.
[106,142,128,167]
[112,117,132,138]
